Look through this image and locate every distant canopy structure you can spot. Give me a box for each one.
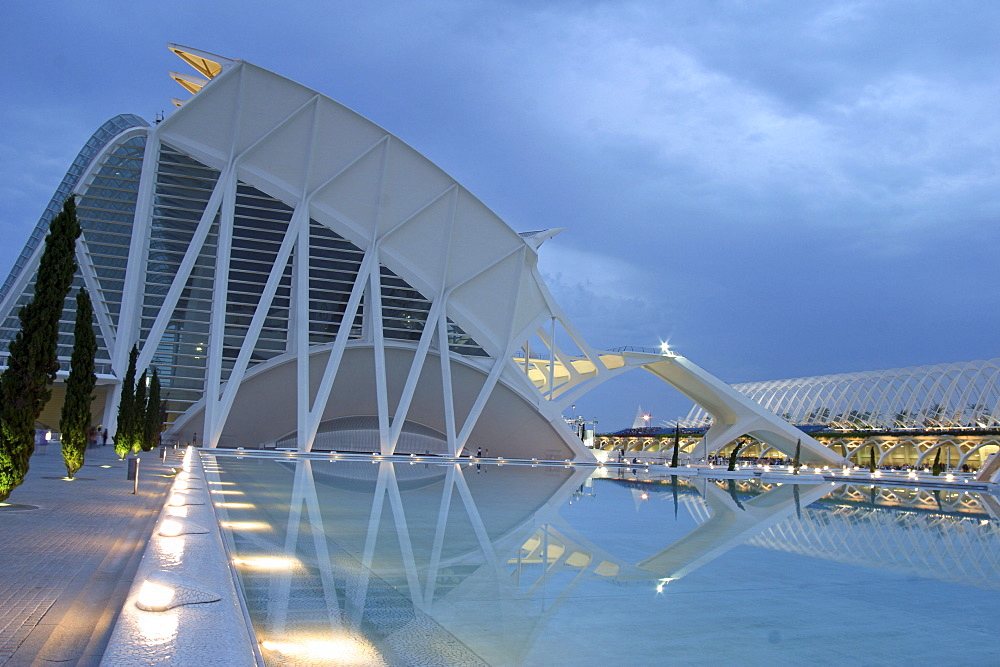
[0,45,847,465]
[683,359,1000,430]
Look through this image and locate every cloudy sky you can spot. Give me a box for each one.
[2,1,998,430]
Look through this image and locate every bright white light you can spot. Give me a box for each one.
[233,556,299,570]
[659,341,671,355]
[159,519,183,537]
[137,580,175,611]
[168,494,187,507]
[655,577,676,594]
[137,607,179,645]
[159,533,185,566]
[261,637,373,661]
[221,521,269,531]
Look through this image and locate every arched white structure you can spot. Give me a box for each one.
[0,45,845,465]
[684,358,1000,432]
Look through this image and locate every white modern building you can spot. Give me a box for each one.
[0,46,843,464]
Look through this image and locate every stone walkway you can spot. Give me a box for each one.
[0,442,179,666]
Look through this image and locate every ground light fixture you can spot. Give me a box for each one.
[168,493,204,507]
[158,518,210,537]
[260,634,378,662]
[135,570,221,612]
[220,521,270,531]
[232,556,300,570]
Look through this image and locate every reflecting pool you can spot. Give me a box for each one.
[205,453,1000,666]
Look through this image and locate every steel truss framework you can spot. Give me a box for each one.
[0,45,844,464]
[684,358,1000,433]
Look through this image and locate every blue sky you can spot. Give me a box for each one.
[2,1,998,430]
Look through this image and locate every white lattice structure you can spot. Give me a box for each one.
[0,45,845,464]
[684,358,1000,431]
[677,482,1000,590]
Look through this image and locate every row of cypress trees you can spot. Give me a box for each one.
[0,198,87,498]
[114,344,165,458]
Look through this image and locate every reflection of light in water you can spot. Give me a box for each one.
[167,506,188,518]
[216,502,254,509]
[260,634,383,664]
[138,608,180,645]
[210,489,244,495]
[208,481,235,485]
[221,521,269,531]
[233,556,299,570]
[159,536,185,566]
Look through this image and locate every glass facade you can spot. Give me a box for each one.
[142,143,221,421]
[0,116,487,428]
[0,114,148,304]
[136,143,484,425]
[0,118,148,375]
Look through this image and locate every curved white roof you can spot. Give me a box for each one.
[159,52,550,361]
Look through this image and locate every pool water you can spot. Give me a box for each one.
[204,453,1000,666]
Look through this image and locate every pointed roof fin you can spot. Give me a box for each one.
[518,227,565,250]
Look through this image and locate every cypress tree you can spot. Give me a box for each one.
[133,370,147,453]
[59,289,97,478]
[869,446,878,473]
[114,345,139,459]
[142,368,162,452]
[0,197,80,501]
[931,447,942,476]
[792,439,801,475]
[727,442,743,471]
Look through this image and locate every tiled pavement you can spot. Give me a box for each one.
[0,442,179,666]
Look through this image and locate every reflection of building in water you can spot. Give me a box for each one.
[680,482,1000,590]
[210,456,1000,664]
[213,456,592,666]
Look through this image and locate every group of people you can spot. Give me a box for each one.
[86,427,110,447]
